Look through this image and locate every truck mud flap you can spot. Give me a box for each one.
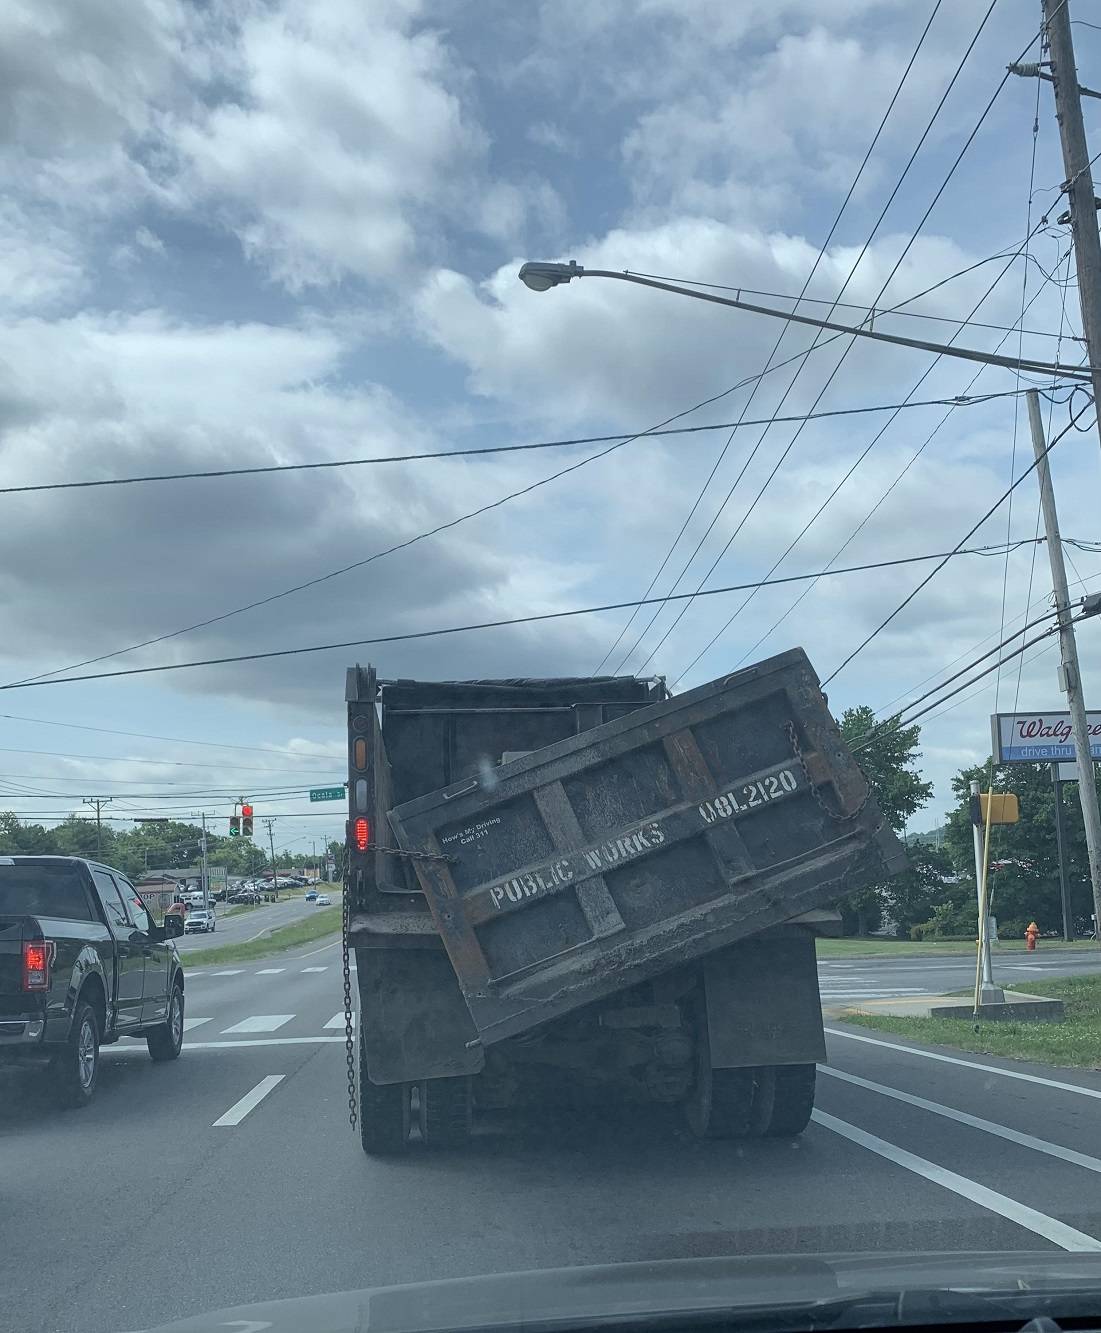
[357,948,484,1085]
[702,932,825,1069]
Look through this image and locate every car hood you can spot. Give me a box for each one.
[133,1251,1101,1333]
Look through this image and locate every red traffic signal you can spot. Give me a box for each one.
[241,803,254,837]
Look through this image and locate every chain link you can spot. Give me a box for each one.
[785,721,871,823]
[367,843,455,865]
[341,869,357,1133]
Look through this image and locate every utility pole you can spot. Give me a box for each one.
[82,797,112,858]
[200,811,210,910]
[1027,389,1101,942]
[264,819,279,898]
[1050,764,1074,941]
[1038,0,1101,437]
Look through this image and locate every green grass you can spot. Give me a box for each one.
[845,974,1101,1069]
[816,936,1091,958]
[180,904,342,966]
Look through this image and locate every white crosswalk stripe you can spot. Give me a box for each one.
[257,968,286,975]
[183,1016,213,1032]
[324,1011,356,1029]
[210,970,245,977]
[221,1014,295,1034]
[300,966,327,973]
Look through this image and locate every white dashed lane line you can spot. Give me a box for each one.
[213,1075,285,1127]
[324,1011,356,1029]
[182,1017,213,1032]
[221,1014,295,1034]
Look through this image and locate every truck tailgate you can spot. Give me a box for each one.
[389,648,906,1045]
[0,916,26,1012]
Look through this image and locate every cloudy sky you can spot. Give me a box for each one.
[2,0,1100,853]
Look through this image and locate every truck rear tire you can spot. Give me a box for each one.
[359,1032,410,1155]
[419,1076,473,1147]
[51,1000,100,1109]
[147,983,184,1062]
[765,1063,816,1137]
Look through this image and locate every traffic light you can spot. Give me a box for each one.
[241,803,254,837]
[229,815,240,836]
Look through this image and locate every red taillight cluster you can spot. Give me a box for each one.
[22,939,53,991]
[353,817,370,852]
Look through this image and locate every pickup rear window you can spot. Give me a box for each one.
[0,865,95,921]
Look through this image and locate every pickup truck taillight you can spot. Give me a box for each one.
[22,939,54,991]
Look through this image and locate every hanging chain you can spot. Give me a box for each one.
[785,721,871,823]
[342,868,357,1133]
[366,843,455,865]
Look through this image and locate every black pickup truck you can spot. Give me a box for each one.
[0,855,187,1107]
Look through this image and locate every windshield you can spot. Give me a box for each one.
[5,5,1101,1333]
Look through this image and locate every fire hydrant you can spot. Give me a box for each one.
[1026,920,1040,951]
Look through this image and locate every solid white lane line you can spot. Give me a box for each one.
[819,1067,1101,1175]
[210,970,246,977]
[300,966,327,973]
[324,1011,355,1029]
[213,1075,285,1127]
[221,1014,295,1034]
[184,1036,345,1049]
[257,968,286,974]
[826,1027,1101,1100]
[296,940,341,960]
[812,1110,1101,1252]
[182,1017,213,1032]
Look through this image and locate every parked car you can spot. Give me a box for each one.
[315,894,331,907]
[184,909,216,934]
[0,855,186,1106]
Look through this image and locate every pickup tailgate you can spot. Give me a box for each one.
[0,916,28,1014]
[389,647,906,1045]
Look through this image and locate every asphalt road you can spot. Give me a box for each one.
[7,943,1101,1333]
[818,947,1101,1009]
[173,892,335,953]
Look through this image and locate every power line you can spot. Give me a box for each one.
[0,710,339,760]
[615,0,1029,675]
[713,253,1075,679]
[0,394,1043,499]
[666,231,1064,687]
[821,403,1094,686]
[592,0,946,674]
[0,539,1046,692]
[0,745,338,775]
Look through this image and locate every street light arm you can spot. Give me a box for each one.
[574,267,1093,382]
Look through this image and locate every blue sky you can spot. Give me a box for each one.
[2,0,1101,851]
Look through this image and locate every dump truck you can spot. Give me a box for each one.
[341,648,906,1153]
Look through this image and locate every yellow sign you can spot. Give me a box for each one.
[980,791,1020,825]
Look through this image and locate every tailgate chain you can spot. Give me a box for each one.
[366,843,455,865]
[342,869,357,1133]
[785,722,871,823]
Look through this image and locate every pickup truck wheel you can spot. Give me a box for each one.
[147,983,184,1062]
[51,1000,100,1108]
[764,1063,816,1137]
[359,1031,410,1155]
[419,1076,473,1147]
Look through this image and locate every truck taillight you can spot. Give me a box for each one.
[22,939,54,991]
[353,817,370,852]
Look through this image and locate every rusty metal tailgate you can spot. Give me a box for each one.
[388,648,905,1045]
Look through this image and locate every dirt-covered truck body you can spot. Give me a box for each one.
[343,650,906,1153]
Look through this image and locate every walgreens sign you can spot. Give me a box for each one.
[992,712,1101,764]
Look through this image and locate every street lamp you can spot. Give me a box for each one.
[518,260,584,291]
[515,258,1091,382]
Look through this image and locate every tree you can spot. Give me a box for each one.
[835,707,934,935]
